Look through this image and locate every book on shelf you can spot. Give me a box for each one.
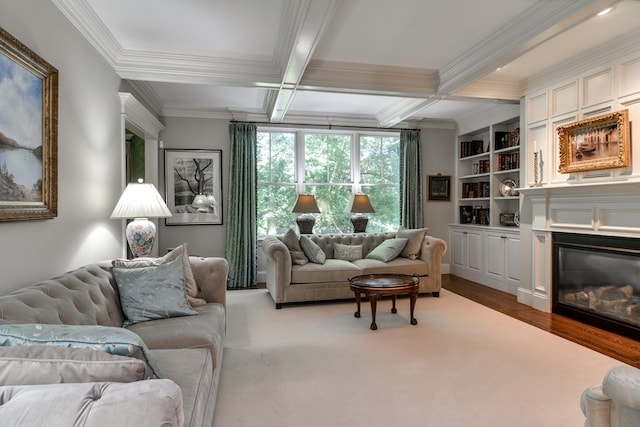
[459,206,489,225]
[497,152,520,171]
[460,140,485,158]
[494,128,520,151]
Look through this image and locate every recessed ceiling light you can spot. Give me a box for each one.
[597,7,613,16]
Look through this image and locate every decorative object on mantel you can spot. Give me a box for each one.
[557,109,630,174]
[111,179,172,257]
[346,193,375,233]
[292,194,321,234]
[533,148,542,187]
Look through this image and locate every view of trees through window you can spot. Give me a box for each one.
[257,129,400,236]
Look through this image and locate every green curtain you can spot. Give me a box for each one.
[399,129,424,228]
[225,122,257,288]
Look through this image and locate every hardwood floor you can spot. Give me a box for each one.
[442,274,640,368]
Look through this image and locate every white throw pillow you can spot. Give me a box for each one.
[333,243,363,261]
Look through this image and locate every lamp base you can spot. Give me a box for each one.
[296,214,316,234]
[351,214,368,233]
[126,218,156,257]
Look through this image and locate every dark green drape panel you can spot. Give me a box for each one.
[399,129,424,229]
[225,122,257,288]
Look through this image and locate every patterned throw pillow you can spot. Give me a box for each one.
[0,324,161,379]
[113,255,199,327]
[366,238,408,262]
[112,243,206,307]
[282,228,309,265]
[333,243,363,261]
[397,227,429,260]
[299,235,326,264]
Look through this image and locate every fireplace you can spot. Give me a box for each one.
[553,232,640,340]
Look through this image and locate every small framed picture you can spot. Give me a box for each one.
[428,175,451,201]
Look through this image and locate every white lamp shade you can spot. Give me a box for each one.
[111,182,172,219]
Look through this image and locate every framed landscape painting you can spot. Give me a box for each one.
[165,149,223,225]
[557,110,630,174]
[0,26,58,221]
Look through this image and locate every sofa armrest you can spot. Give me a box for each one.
[189,256,229,307]
[420,235,447,285]
[603,365,640,409]
[262,236,292,306]
[581,385,611,427]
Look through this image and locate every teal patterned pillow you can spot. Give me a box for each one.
[113,255,198,327]
[366,238,408,262]
[0,323,161,379]
[300,235,326,264]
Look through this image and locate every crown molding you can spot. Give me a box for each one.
[52,0,122,67]
[438,0,619,96]
[376,98,440,128]
[453,75,522,101]
[119,93,165,137]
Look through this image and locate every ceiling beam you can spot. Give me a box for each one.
[265,0,341,122]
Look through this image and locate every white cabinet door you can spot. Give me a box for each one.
[467,229,483,273]
[451,229,467,269]
[504,233,521,286]
[485,231,506,281]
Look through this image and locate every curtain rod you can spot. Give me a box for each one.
[230,120,419,132]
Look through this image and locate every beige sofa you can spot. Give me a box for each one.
[0,254,228,427]
[262,231,447,308]
[581,365,640,427]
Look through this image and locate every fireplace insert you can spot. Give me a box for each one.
[553,232,640,340]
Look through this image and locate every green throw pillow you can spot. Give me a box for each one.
[0,323,161,379]
[299,235,326,264]
[113,255,198,327]
[366,238,408,262]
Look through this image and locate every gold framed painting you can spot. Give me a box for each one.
[0,26,58,221]
[557,110,630,174]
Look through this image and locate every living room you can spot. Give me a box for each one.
[1,0,640,425]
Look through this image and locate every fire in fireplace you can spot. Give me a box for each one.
[553,232,640,341]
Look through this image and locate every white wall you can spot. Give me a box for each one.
[0,0,125,294]
[158,117,230,257]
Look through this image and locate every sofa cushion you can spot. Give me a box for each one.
[113,243,206,307]
[0,346,147,385]
[397,227,429,260]
[283,229,309,265]
[334,243,363,261]
[366,238,408,262]
[291,259,363,284]
[0,379,184,427]
[0,323,161,379]
[300,235,326,264]
[353,257,429,276]
[127,303,225,369]
[113,255,199,327]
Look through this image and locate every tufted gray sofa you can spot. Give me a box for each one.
[262,232,447,308]
[0,256,228,427]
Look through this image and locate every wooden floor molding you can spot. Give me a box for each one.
[442,274,640,368]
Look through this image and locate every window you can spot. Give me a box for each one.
[257,128,400,236]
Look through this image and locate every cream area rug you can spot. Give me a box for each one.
[213,289,624,427]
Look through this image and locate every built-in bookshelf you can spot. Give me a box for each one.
[455,117,521,227]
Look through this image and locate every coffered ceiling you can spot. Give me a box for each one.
[53,0,639,127]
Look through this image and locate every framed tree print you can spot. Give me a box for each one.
[164,149,223,225]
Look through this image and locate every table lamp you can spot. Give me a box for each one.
[346,193,375,233]
[291,194,320,234]
[111,179,172,257]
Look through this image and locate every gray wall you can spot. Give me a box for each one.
[421,127,456,270]
[0,0,126,294]
[158,117,230,257]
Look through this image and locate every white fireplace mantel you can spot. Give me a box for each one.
[517,179,640,312]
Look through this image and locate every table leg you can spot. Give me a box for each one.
[369,294,378,330]
[391,295,397,313]
[409,291,418,325]
[354,291,361,318]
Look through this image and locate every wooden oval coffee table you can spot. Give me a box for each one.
[348,273,420,330]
